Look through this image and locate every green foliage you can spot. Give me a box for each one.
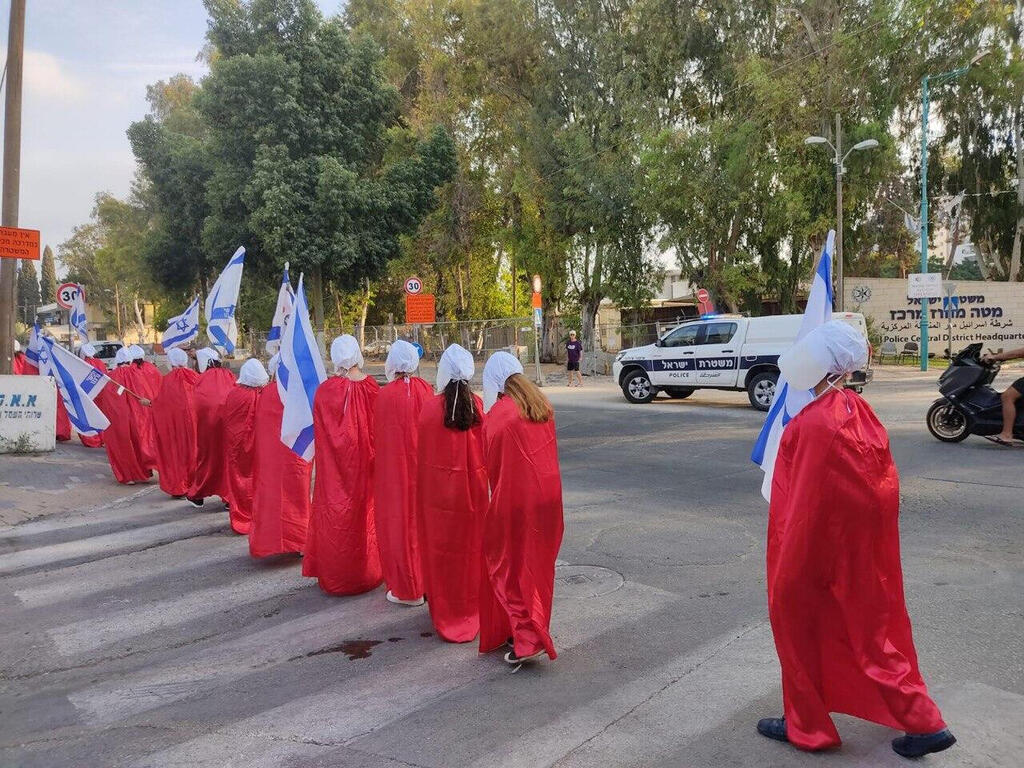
[16,259,40,324]
[39,246,57,304]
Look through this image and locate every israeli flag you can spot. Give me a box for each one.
[265,262,294,355]
[26,324,42,369]
[162,296,200,349]
[205,246,245,355]
[38,336,110,436]
[751,230,835,502]
[279,274,326,461]
[70,287,89,344]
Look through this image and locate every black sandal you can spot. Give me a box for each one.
[983,435,1016,447]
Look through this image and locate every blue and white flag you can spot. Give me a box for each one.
[265,262,294,355]
[751,230,835,501]
[205,246,246,355]
[38,336,110,436]
[162,296,200,350]
[26,324,42,369]
[70,287,89,344]
[279,274,326,461]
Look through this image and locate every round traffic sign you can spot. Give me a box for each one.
[57,282,82,309]
[696,288,710,304]
[404,276,423,295]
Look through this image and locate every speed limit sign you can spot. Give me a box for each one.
[404,276,423,295]
[57,282,83,309]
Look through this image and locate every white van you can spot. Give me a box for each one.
[611,313,872,410]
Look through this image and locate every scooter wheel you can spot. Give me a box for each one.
[926,401,970,442]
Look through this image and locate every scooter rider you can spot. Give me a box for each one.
[981,346,1024,446]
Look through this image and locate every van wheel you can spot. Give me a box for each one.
[747,372,778,411]
[664,387,694,399]
[622,370,656,404]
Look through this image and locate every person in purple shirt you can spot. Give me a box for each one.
[565,330,583,387]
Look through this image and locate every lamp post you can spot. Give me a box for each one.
[919,51,988,371]
[805,114,879,311]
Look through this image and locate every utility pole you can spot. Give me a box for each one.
[835,113,844,311]
[0,0,26,375]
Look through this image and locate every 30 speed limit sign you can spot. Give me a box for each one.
[56,282,83,309]
[404,276,423,295]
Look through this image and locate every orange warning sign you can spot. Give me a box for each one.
[0,226,40,260]
[405,293,436,324]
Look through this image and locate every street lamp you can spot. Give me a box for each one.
[919,50,989,371]
[805,115,880,311]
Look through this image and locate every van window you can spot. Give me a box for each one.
[702,322,737,345]
[662,324,700,348]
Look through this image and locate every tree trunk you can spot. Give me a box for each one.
[580,298,600,376]
[309,266,326,334]
[1009,108,1024,281]
[358,278,371,348]
[133,295,146,342]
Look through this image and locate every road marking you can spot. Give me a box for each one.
[48,566,313,656]
[83,580,680,768]
[0,516,228,577]
[12,537,247,608]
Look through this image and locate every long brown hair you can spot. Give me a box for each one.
[443,380,480,431]
[503,373,553,423]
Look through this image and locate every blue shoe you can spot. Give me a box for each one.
[756,717,788,743]
[891,729,956,758]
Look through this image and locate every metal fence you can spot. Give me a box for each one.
[242,317,679,371]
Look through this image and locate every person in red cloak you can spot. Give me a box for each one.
[13,340,32,375]
[417,344,488,642]
[186,347,236,508]
[151,348,199,498]
[249,353,311,559]
[121,345,160,468]
[221,358,269,535]
[94,348,152,484]
[304,335,382,595]
[373,340,432,606]
[76,343,107,448]
[478,352,564,670]
[757,321,954,760]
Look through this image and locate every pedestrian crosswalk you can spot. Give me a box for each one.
[1,494,1020,768]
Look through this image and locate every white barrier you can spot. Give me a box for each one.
[0,374,57,453]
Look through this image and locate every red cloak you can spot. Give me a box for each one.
[478,396,564,659]
[417,393,488,642]
[121,362,161,469]
[13,351,32,375]
[249,383,311,558]
[768,389,945,750]
[151,367,199,497]
[94,366,152,484]
[221,383,262,534]
[372,376,433,601]
[304,376,381,595]
[187,367,236,501]
[78,356,108,448]
[55,391,72,442]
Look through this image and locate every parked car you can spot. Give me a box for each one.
[612,312,873,410]
[89,340,124,364]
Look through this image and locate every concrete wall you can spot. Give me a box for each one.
[0,375,56,453]
[845,278,1024,352]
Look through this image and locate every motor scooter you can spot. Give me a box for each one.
[926,342,1024,443]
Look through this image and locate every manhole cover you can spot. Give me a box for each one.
[554,564,624,599]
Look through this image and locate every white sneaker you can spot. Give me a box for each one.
[386,590,425,607]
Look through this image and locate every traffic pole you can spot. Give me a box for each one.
[0,0,26,374]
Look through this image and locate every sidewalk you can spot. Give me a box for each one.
[0,441,153,527]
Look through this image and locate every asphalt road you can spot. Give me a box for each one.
[1,375,1022,768]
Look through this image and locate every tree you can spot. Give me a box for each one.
[39,245,58,305]
[197,0,456,328]
[16,259,40,324]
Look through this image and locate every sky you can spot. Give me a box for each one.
[2,0,342,276]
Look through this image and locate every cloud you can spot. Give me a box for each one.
[22,50,88,104]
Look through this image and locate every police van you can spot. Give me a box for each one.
[612,313,872,410]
